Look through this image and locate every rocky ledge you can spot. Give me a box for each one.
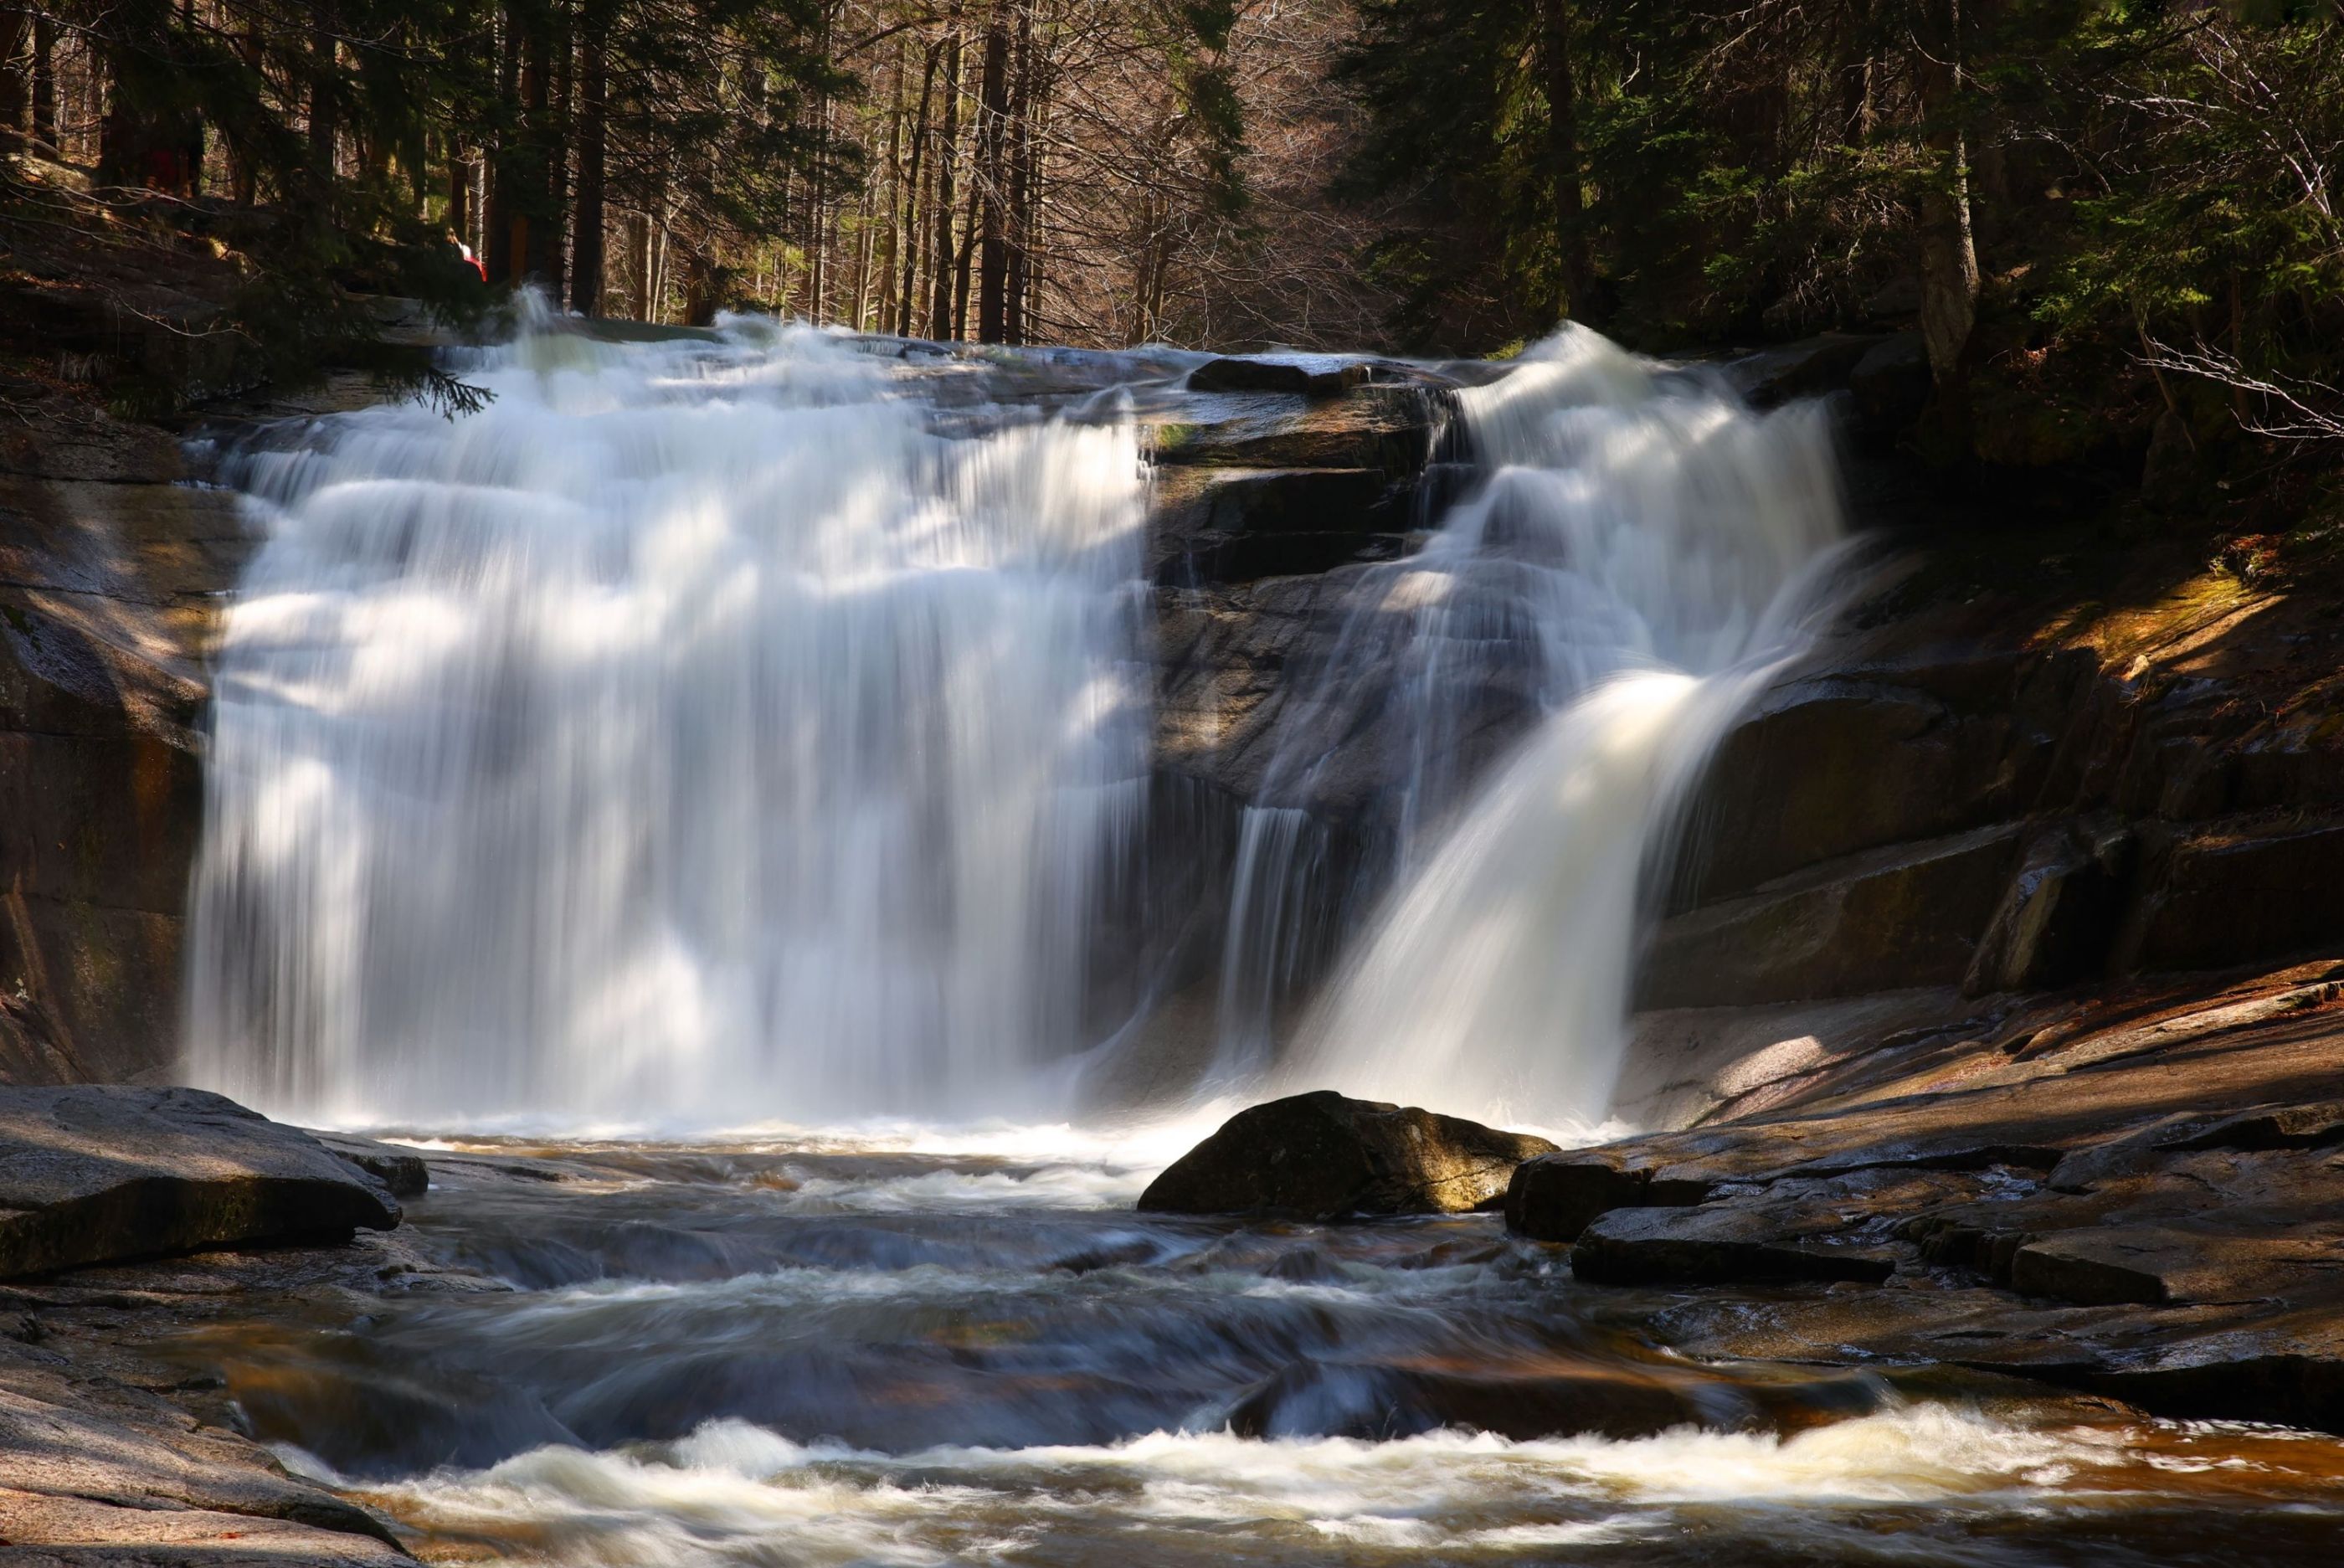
[0,1085,425,1564]
[1511,960,2344,1432]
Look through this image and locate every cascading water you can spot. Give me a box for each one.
[1263,327,1848,1128]
[185,321,1153,1127]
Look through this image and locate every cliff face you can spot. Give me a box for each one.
[0,399,239,1083]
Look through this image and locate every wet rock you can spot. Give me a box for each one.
[1146,385,1441,476]
[1187,356,1373,398]
[1136,1090,1558,1220]
[1150,465,1411,586]
[2065,1308,2344,1433]
[1963,816,2133,995]
[1723,333,1886,408]
[1224,1352,1886,1442]
[1678,675,2050,903]
[0,1087,399,1278]
[1641,822,2027,1009]
[1504,1150,1714,1242]
[2115,815,2344,974]
[1568,1169,1979,1287]
[1612,990,1972,1129]
[0,1349,407,1562]
[312,1131,431,1198]
[1848,332,1931,436]
[2160,1101,2344,1153]
[2008,1225,2344,1308]
[0,436,244,1087]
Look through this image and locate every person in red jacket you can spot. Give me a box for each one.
[448,230,487,284]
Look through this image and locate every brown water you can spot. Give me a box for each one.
[160,1128,2344,1566]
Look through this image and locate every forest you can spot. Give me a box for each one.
[3,0,2341,471]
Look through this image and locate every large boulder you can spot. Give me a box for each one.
[1137,1090,1558,1220]
[0,1087,400,1278]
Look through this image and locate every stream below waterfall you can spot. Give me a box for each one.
[159,1128,2344,1566]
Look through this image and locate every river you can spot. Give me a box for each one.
[160,1124,2344,1566]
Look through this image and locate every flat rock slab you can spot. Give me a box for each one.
[0,1346,407,1565]
[2010,1224,2344,1307]
[309,1132,431,1199]
[0,1087,399,1278]
[1138,1090,1558,1219]
[1570,1169,1993,1288]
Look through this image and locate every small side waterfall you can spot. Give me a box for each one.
[1268,328,1847,1128]
[186,324,1151,1126]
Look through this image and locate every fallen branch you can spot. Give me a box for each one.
[2136,338,2344,443]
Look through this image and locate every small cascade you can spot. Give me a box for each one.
[186,322,1152,1126]
[1264,327,1848,1128]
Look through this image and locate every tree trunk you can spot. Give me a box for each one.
[1540,0,1595,323]
[1004,8,1036,345]
[448,141,470,242]
[0,12,26,164]
[954,174,978,340]
[487,6,518,283]
[898,39,938,337]
[308,1,339,203]
[974,5,1012,342]
[569,12,607,315]
[928,28,962,340]
[1915,0,1980,409]
[30,14,57,153]
[519,0,560,291]
[228,21,262,203]
[875,39,908,333]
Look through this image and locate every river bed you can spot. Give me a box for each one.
[152,1127,2344,1566]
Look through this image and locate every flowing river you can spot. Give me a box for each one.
[176,321,2344,1563]
[170,1128,2344,1566]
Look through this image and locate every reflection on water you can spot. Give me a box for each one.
[163,1134,2344,1565]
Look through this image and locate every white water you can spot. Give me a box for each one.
[186,322,1151,1125]
[306,1405,2317,1568]
[1272,328,1846,1128]
[190,320,1840,1134]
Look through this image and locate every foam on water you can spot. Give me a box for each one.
[304,1406,2335,1568]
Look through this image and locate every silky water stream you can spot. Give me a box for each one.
[172,322,2344,1564]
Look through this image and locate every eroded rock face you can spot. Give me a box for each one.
[312,1130,433,1199]
[1137,1090,1557,1220]
[0,1087,400,1278]
[0,406,244,1086]
[1640,823,2027,1009]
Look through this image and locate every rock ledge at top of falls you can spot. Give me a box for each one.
[1137,1090,1558,1220]
[0,1086,401,1278]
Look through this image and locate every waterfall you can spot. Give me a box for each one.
[185,322,1151,1127]
[1268,327,1847,1129]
